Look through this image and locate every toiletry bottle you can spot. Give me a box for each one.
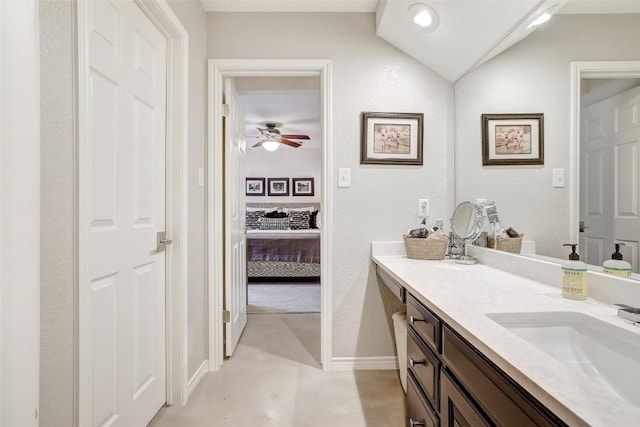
[561,244,588,300]
[603,243,632,278]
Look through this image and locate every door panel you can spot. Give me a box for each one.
[581,85,640,272]
[224,78,248,357]
[80,1,168,425]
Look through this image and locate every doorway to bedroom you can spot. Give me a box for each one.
[238,77,322,326]
[208,60,332,372]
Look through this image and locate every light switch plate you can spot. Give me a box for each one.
[338,168,351,187]
[552,168,565,188]
[418,199,430,217]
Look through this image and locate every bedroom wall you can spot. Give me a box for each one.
[246,148,322,204]
[207,12,454,359]
[455,14,640,259]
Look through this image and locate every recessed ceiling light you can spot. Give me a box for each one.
[408,3,439,32]
[527,4,558,29]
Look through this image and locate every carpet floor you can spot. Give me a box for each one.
[248,283,320,314]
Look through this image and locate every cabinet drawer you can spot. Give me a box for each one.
[442,326,566,427]
[408,327,440,410]
[440,369,491,427]
[408,370,440,427]
[407,293,441,354]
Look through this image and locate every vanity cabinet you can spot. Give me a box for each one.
[406,291,567,427]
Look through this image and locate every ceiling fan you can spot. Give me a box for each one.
[251,122,311,151]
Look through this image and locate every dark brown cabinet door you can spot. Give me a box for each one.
[440,371,492,427]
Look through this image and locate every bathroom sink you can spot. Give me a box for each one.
[486,311,640,408]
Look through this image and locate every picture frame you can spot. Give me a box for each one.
[360,112,424,165]
[245,177,265,196]
[481,113,544,166]
[292,178,315,196]
[267,178,289,196]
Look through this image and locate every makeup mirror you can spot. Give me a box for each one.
[451,201,484,264]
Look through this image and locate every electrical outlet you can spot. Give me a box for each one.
[418,199,430,217]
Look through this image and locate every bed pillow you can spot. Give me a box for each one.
[246,210,265,230]
[264,211,288,219]
[309,210,319,229]
[258,216,290,230]
[289,210,311,230]
[246,206,277,213]
[284,206,315,214]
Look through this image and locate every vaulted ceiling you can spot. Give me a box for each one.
[201,0,640,82]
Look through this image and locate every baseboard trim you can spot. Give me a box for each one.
[331,356,398,371]
[186,360,209,399]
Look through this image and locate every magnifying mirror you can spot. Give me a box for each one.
[451,201,484,264]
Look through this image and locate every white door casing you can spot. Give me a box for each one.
[0,1,40,425]
[77,1,168,425]
[208,60,333,372]
[224,78,247,357]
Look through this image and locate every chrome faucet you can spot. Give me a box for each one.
[616,304,640,326]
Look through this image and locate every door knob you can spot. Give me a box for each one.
[157,231,173,252]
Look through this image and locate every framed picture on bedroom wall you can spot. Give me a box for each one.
[292,178,314,196]
[245,177,265,196]
[267,177,289,196]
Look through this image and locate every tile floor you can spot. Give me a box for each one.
[149,314,406,426]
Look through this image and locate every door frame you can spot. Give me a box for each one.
[75,0,190,421]
[207,59,333,371]
[569,61,640,245]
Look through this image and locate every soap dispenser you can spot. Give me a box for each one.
[561,244,588,300]
[603,243,632,278]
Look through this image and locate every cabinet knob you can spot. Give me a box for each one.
[409,358,426,368]
[410,315,425,324]
[409,419,425,427]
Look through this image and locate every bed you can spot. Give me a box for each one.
[246,203,321,281]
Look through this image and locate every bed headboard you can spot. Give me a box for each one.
[246,202,321,211]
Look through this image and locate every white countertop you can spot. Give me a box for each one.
[372,252,640,427]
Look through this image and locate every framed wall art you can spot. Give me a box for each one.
[245,177,265,196]
[292,178,315,196]
[481,113,544,166]
[360,112,424,165]
[267,178,289,196]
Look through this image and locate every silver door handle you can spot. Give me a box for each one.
[157,231,173,252]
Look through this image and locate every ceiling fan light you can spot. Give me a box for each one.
[408,3,439,32]
[262,139,280,151]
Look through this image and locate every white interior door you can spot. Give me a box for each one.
[224,78,248,357]
[78,1,168,425]
[580,96,614,266]
[612,86,640,272]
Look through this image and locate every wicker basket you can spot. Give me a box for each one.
[403,234,449,260]
[487,234,524,254]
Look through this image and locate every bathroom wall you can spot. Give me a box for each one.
[39,0,209,422]
[455,14,640,259]
[207,12,454,358]
[39,1,75,425]
[246,148,322,204]
[165,0,209,385]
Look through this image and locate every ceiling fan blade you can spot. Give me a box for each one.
[280,139,302,148]
[281,134,310,140]
[252,140,265,148]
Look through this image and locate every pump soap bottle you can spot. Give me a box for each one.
[603,243,632,278]
[561,244,588,300]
